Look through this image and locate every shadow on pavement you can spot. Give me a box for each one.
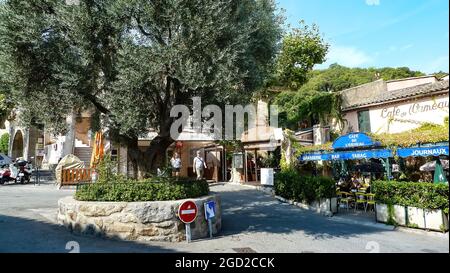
[0,214,179,253]
[212,185,388,240]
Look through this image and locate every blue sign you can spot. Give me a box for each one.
[204,201,216,220]
[332,133,376,149]
[397,146,449,158]
[299,149,393,161]
[300,153,328,161]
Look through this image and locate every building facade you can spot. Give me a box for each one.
[338,76,449,135]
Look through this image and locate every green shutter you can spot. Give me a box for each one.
[358,110,371,133]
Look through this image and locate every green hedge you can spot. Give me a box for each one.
[372,181,449,214]
[274,169,336,203]
[75,178,210,202]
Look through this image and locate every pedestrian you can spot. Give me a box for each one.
[193,150,207,180]
[170,152,182,177]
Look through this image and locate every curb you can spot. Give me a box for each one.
[394,226,449,238]
[329,216,396,231]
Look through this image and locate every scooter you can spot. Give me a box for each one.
[0,164,14,185]
[15,159,33,184]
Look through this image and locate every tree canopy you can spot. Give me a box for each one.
[0,0,283,175]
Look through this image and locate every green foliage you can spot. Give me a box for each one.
[75,177,210,202]
[276,21,329,90]
[0,133,8,154]
[298,64,425,94]
[370,120,449,148]
[273,64,425,130]
[0,0,283,149]
[259,149,280,168]
[274,169,336,203]
[96,154,120,184]
[275,90,342,129]
[372,181,449,212]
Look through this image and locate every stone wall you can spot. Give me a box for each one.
[57,195,221,242]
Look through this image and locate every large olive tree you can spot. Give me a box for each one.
[0,0,283,177]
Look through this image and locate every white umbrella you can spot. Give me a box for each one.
[420,160,449,172]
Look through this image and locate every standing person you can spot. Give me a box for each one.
[193,150,207,180]
[170,152,182,177]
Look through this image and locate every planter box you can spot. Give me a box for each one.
[424,209,449,232]
[376,204,406,225]
[407,207,426,229]
[393,205,407,226]
[319,198,338,214]
[376,203,388,223]
[376,203,448,231]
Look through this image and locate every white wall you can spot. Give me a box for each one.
[343,94,449,134]
[369,95,449,134]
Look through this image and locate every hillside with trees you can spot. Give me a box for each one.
[273,64,426,130]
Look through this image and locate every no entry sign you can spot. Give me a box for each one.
[178,200,198,224]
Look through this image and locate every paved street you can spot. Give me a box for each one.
[0,182,448,253]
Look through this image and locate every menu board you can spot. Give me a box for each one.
[233,153,244,169]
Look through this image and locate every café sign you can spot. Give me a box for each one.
[332,133,376,149]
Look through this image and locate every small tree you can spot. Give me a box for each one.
[0,133,9,154]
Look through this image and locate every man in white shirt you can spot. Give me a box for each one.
[193,151,207,180]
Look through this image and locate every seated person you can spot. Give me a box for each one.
[350,176,361,191]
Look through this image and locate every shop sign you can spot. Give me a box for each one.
[397,146,449,158]
[332,133,376,149]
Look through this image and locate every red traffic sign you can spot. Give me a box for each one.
[178,200,198,224]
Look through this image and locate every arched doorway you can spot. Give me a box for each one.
[11,130,24,159]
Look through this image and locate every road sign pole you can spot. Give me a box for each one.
[208,219,213,238]
[185,223,191,243]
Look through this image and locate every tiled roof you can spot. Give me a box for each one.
[343,80,449,110]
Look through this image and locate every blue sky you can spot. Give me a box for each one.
[277,0,449,74]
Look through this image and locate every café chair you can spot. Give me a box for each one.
[365,193,376,212]
[337,191,354,211]
[355,192,366,211]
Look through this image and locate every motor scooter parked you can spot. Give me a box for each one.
[0,164,14,184]
[15,159,33,184]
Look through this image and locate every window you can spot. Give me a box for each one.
[358,110,371,133]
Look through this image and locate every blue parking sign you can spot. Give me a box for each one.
[204,201,216,220]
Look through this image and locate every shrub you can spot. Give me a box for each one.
[0,133,9,154]
[75,177,210,202]
[372,180,449,212]
[274,169,336,204]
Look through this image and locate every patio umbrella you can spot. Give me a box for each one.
[433,159,448,184]
[90,131,104,168]
[420,160,449,171]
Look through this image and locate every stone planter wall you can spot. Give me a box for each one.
[57,195,221,242]
[376,203,449,232]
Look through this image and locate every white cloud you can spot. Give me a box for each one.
[366,0,380,6]
[323,46,373,67]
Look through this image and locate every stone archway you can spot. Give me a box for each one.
[11,130,24,159]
